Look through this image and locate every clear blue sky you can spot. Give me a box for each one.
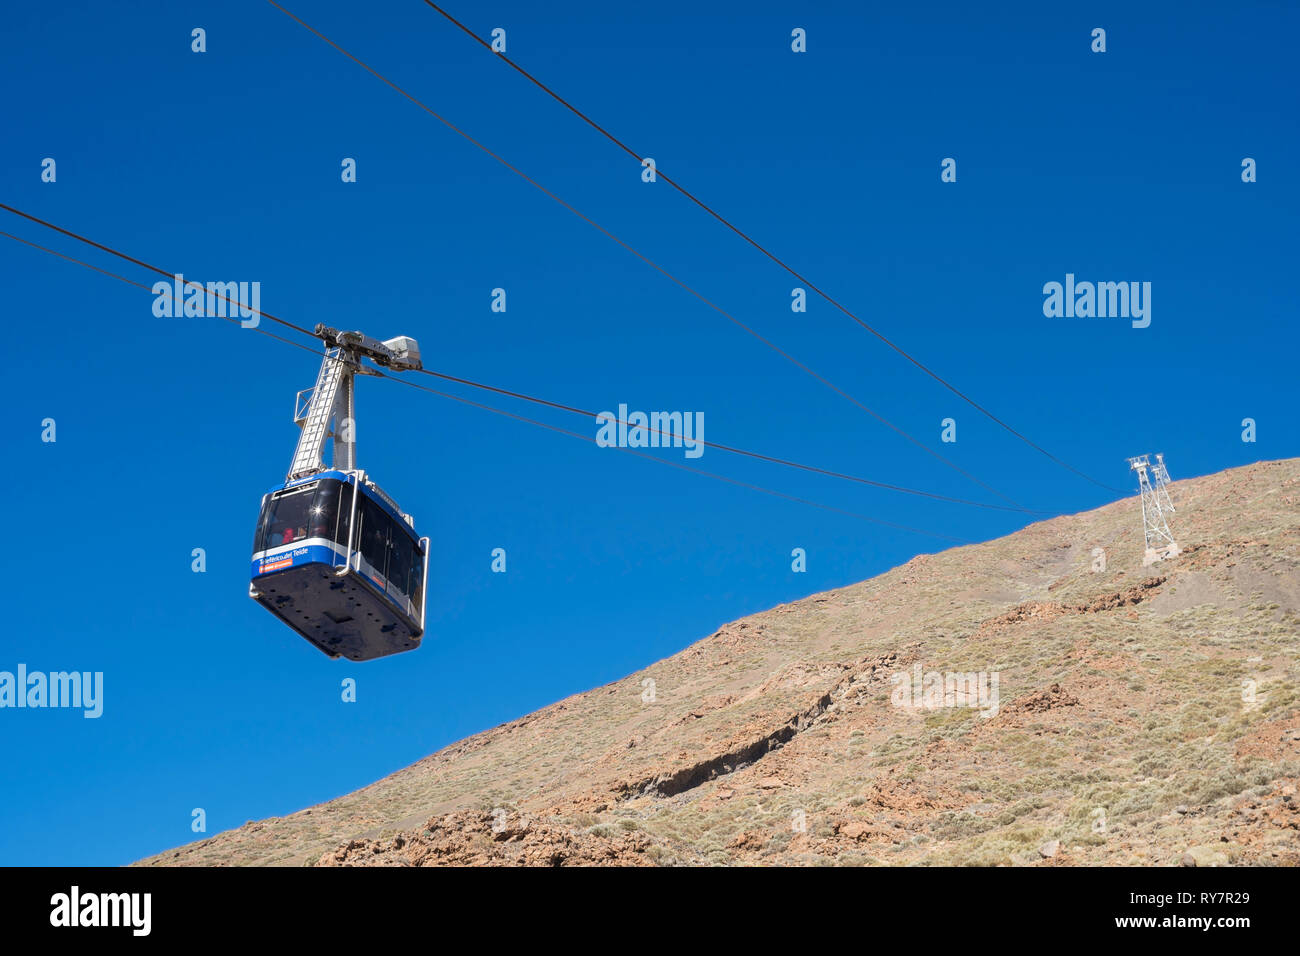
[1,0,1295,865]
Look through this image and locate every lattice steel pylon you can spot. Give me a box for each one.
[1153,453,1175,514]
[1127,455,1179,566]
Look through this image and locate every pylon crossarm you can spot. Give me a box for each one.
[286,327,424,481]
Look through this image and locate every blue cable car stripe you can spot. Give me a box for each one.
[250,543,420,629]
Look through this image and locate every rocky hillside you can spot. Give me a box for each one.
[138,458,1300,866]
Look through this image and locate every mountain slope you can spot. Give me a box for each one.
[138,458,1300,866]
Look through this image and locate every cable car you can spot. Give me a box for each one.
[249,325,429,662]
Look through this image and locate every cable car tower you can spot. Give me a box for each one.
[249,325,431,662]
[1127,455,1179,567]
[1152,453,1176,515]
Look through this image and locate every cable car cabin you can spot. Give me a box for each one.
[249,470,429,662]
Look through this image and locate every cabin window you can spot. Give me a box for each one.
[387,530,414,601]
[252,497,270,553]
[308,481,341,541]
[258,483,317,550]
[358,497,390,581]
[334,481,354,547]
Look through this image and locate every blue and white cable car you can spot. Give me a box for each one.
[249,326,430,662]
